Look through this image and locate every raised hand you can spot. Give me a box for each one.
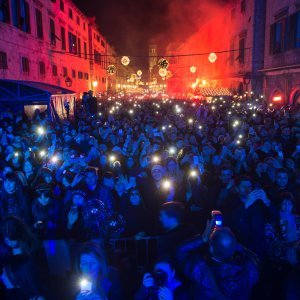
[67,208,78,228]
[142,273,154,288]
[245,190,261,208]
[202,219,215,243]
[259,189,270,206]
[158,287,174,300]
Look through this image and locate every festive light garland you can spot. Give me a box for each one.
[50,47,251,60]
[158,58,169,69]
[121,56,130,66]
[190,66,197,73]
[208,52,217,63]
[159,68,168,77]
[107,65,116,75]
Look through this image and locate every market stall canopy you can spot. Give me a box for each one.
[0,80,76,120]
[0,80,74,102]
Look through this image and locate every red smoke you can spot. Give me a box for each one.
[153,0,232,94]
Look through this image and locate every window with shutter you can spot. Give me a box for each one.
[0,52,8,69]
[22,57,29,72]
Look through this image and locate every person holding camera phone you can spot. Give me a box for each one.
[176,219,259,300]
[219,175,279,259]
[135,258,188,300]
[69,241,121,300]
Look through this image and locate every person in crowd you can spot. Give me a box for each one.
[280,127,295,157]
[65,189,86,242]
[135,258,189,300]
[202,153,223,186]
[266,168,297,207]
[221,175,278,258]
[61,171,75,205]
[157,202,195,257]
[213,165,235,209]
[185,168,210,230]
[69,241,122,300]
[265,192,300,299]
[265,192,300,266]
[113,175,127,206]
[1,216,48,299]
[252,161,270,188]
[119,188,148,238]
[0,165,13,182]
[165,157,184,186]
[98,171,116,211]
[139,164,169,222]
[0,172,28,222]
[176,221,259,299]
[256,139,274,161]
[74,167,99,195]
[31,184,60,239]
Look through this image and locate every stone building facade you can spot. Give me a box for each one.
[165,0,300,103]
[263,0,300,104]
[0,0,113,95]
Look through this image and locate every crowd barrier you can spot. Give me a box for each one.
[109,236,160,271]
[42,236,161,276]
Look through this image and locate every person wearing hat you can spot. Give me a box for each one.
[87,90,97,116]
[37,167,63,201]
[31,184,60,239]
[176,221,259,299]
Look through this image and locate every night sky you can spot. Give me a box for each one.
[73,0,228,69]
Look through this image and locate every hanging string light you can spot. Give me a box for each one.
[121,56,130,66]
[158,58,169,69]
[208,52,217,63]
[190,66,197,73]
[107,65,116,75]
[159,68,168,77]
[137,70,142,76]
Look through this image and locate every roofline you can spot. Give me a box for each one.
[259,64,300,72]
[0,79,76,94]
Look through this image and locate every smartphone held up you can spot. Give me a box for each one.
[211,210,223,227]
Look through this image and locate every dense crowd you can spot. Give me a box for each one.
[0,91,299,299]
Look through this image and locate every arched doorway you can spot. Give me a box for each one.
[270,89,284,103]
[290,88,300,105]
